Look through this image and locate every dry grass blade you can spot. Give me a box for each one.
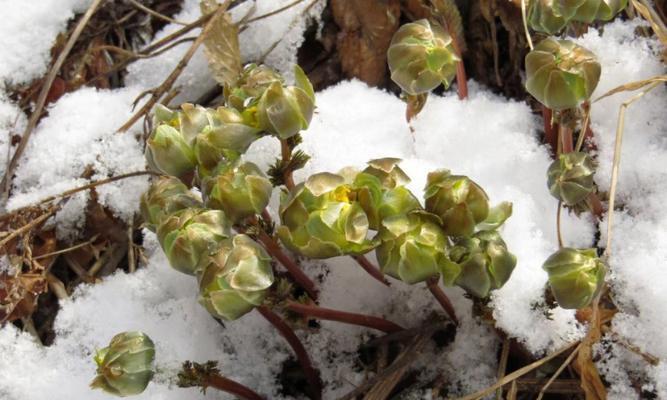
[127,0,188,25]
[604,81,662,256]
[453,341,579,400]
[575,295,606,400]
[593,75,667,103]
[536,343,582,400]
[0,207,58,249]
[632,0,667,47]
[200,0,242,87]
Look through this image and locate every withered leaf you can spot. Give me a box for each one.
[200,0,242,88]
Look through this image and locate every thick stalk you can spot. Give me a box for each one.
[286,301,404,334]
[426,276,459,325]
[205,374,265,400]
[257,306,322,400]
[450,39,468,100]
[255,229,318,300]
[352,255,390,286]
[559,124,574,154]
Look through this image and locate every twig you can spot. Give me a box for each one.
[257,306,322,400]
[536,343,582,400]
[352,255,390,286]
[426,276,458,325]
[0,171,157,222]
[341,325,438,400]
[575,103,592,152]
[127,0,188,25]
[0,207,58,249]
[453,341,580,400]
[244,0,306,23]
[117,2,230,133]
[1,0,105,200]
[127,225,136,273]
[258,0,320,63]
[286,301,404,333]
[496,336,511,400]
[33,235,99,260]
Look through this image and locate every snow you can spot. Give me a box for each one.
[0,1,666,399]
[0,0,93,87]
[572,20,667,399]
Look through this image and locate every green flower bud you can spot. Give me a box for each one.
[542,247,605,309]
[362,158,411,189]
[525,38,601,110]
[145,125,197,177]
[226,64,284,112]
[277,172,377,259]
[157,209,231,275]
[140,176,202,231]
[202,160,273,223]
[353,165,420,231]
[424,170,490,237]
[446,230,517,298]
[256,66,315,139]
[387,19,460,95]
[199,235,274,320]
[547,151,596,205]
[193,107,262,173]
[90,331,155,397]
[593,0,628,21]
[528,0,570,35]
[376,210,453,284]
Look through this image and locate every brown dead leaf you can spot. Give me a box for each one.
[200,0,241,88]
[331,0,401,86]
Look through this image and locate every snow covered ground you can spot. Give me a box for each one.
[0,0,665,399]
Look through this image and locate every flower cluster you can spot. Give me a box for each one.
[278,158,517,298]
[529,0,628,35]
[141,64,316,323]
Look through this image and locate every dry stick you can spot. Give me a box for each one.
[127,0,188,25]
[244,0,306,23]
[575,103,592,152]
[33,235,99,260]
[536,343,583,400]
[0,207,58,249]
[495,336,511,400]
[0,0,105,199]
[117,3,229,133]
[254,229,318,299]
[425,275,459,325]
[256,306,322,400]
[352,255,390,286]
[0,171,158,222]
[454,341,580,400]
[604,82,661,256]
[286,301,404,334]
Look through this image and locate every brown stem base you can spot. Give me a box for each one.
[206,374,265,400]
[257,306,322,400]
[286,301,404,333]
[352,255,390,286]
[426,276,459,325]
[542,106,557,153]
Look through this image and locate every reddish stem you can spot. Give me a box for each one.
[286,301,404,334]
[257,306,322,400]
[560,125,574,154]
[542,106,558,153]
[450,38,468,100]
[426,276,459,325]
[352,255,390,286]
[256,230,319,300]
[205,374,265,400]
[586,192,604,219]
